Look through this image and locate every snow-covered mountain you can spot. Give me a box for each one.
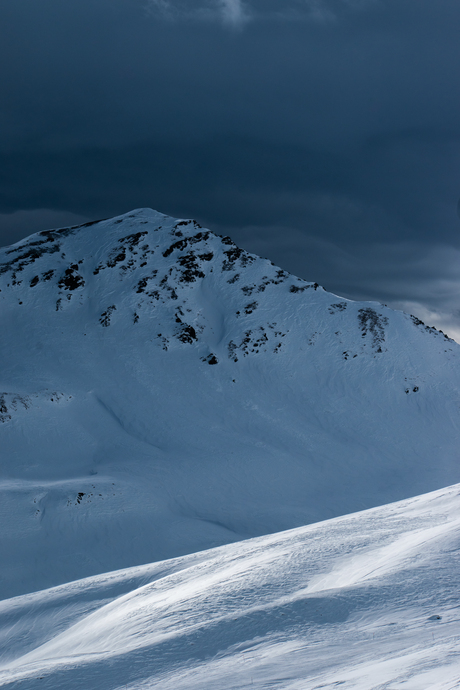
[2,483,460,689]
[1,208,460,599]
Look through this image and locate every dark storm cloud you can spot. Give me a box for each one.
[1,0,460,335]
[0,209,90,247]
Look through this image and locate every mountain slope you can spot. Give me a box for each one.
[1,483,460,689]
[1,208,460,598]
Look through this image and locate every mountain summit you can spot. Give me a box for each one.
[1,208,459,598]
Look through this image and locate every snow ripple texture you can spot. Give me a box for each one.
[1,485,460,689]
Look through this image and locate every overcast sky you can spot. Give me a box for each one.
[1,0,460,338]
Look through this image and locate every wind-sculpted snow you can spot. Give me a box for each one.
[1,484,460,689]
[0,208,460,599]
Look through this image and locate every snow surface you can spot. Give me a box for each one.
[1,483,460,689]
[1,208,460,600]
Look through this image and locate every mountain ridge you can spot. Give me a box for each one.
[1,208,459,599]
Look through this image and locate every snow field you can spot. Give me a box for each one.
[1,484,460,689]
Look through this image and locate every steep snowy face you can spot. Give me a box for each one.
[0,208,459,598]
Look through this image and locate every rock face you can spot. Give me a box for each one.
[1,208,459,598]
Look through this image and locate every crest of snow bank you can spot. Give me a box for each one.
[2,484,460,689]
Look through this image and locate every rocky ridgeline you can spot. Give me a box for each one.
[0,208,453,368]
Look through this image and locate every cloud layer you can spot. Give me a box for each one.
[148,0,248,25]
[147,0,376,25]
[1,0,460,337]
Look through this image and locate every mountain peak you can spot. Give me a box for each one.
[1,209,459,599]
[0,208,326,362]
